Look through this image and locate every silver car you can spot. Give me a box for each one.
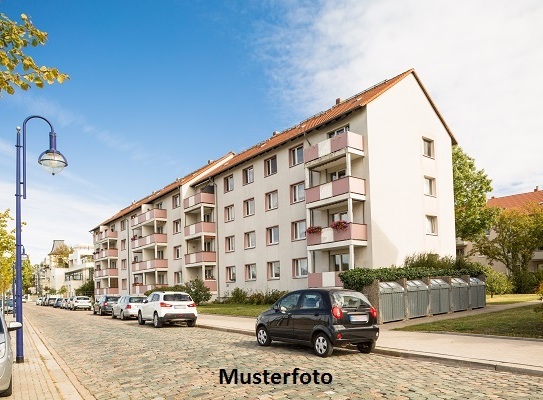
[112,295,146,320]
[0,314,22,396]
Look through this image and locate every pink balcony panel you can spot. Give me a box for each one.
[204,280,218,292]
[95,287,120,295]
[308,272,343,288]
[305,177,365,203]
[131,208,168,227]
[133,234,168,248]
[184,192,215,208]
[304,131,363,163]
[132,259,169,272]
[132,284,168,295]
[184,251,216,265]
[94,268,119,278]
[184,222,216,236]
[95,230,118,243]
[307,223,367,246]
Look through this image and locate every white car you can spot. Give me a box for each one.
[137,291,197,328]
[112,295,146,320]
[0,312,22,396]
[70,296,92,311]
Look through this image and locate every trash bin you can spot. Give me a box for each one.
[406,280,429,318]
[451,278,469,311]
[379,282,406,323]
[469,277,486,309]
[430,278,450,315]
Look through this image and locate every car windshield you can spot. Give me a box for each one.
[331,291,370,309]
[106,297,120,302]
[129,297,144,303]
[76,297,89,300]
[163,294,191,302]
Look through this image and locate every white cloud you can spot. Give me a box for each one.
[258,0,543,197]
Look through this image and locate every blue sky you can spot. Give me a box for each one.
[1,0,542,263]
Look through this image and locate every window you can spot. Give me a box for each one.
[332,254,349,272]
[156,202,163,209]
[110,224,116,232]
[245,264,257,280]
[225,205,235,222]
[293,258,308,277]
[277,292,301,310]
[172,194,181,208]
[225,236,235,252]
[291,182,305,203]
[268,261,280,279]
[224,175,234,192]
[204,240,213,252]
[265,156,277,176]
[121,220,127,231]
[330,211,347,223]
[330,169,346,181]
[121,239,126,251]
[243,166,254,185]
[328,125,349,138]
[157,274,166,285]
[244,198,255,216]
[424,177,435,196]
[423,138,434,158]
[121,259,127,270]
[266,191,278,210]
[205,267,214,280]
[226,266,236,282]
[267,226,279,245]
[157,250,164,259]
[426,215,437,234]
[245,231,256,249]
[156,226,164,234]
[290,145,304,166]
[174,246,182,259]
[174,219,182,233]
[175,272,182,284]
[292,220,306,240]
[110,261,117,269]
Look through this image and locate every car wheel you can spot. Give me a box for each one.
[120,311,125,320]
[99,307,105,316]
[357,341,375,354]
[256,325,271,346]
[111,310,117,319]
[313,333,333,357]
[93,308,97,315]
[137,312,146,325]
[153,313,163,328]
[186,319,196,327]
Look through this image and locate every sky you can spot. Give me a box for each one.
[0,0,541,263]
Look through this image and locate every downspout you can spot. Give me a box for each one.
[210,177,220,300]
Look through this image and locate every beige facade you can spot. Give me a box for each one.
[91,69,457,299]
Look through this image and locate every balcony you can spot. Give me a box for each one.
[307,223,367,247]
[132,233,168,250]
[305,176,365,205]
[94,268,119,278]
[131,208,167,228]
[95,287,120,295]
[204,280,218,292]
[132,259,168,272]
[308,271,342,288]
[93,249,119,261]
[132,283,168,295]
[185,251,216,266]
[184,192,215,211]
[184,222,216,237]
[304,131,364,164]
[94,230,118,244]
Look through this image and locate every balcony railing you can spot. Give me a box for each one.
[204,280,218,292]
[184,192,215,209]
[131,283,167,295]
[304,131,363,163]
[95,287,120,295]
[131,208,167,227]
[305,176,365,204]
[184,251,216,265]
[94,268,119,278]
[132,259,169,272]
[93,249,119,260]
[307,223,367,246]
[132,234,168,249]
[94,230,118,243]
[308,271,342,288]
[184,222,216,237]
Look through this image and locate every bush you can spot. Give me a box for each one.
[144,278,212,305]
[481,265,512,297]
[230,287,248,304]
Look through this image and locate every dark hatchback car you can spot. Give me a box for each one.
[93,295,120,316]
[255,288,379,357]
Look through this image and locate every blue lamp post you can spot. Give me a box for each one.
[15,115,68,363]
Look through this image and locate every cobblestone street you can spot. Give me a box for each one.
[23,305,543,399]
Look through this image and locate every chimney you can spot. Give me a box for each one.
[335,98,341,105]
[272,131,280,136]
[535,186,539,192]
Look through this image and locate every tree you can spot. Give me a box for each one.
[481,266,512,297]
[49,243,73,268]
[75,279,94,296]
[453,146,496,241]
[1,12,69,95]
[474,203,543,293]
[22,258,33,293]
[0,210,15,295]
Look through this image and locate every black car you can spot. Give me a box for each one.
[93,295,120,316]
[255,288,379,357]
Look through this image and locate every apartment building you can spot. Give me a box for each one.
[91,69,457,299]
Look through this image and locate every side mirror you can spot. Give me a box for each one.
[280,306,288,313]
[143,299,148,303]
[8,321,22,332]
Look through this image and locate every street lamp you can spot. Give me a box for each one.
[15,115,68,363]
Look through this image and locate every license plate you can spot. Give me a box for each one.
[350,315,369,322]
[174,305,186,309]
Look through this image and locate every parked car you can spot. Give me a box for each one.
[46,296,61,306]
[70,296,92,311]
[112,295,146,320]
[137,291,197,328]
[0,311,22,396]
[60,298,71,309]
[0,300,13,314]
[36,297,43,306]
[93,295,120,316]
[53,298,64,308]
[255,288,379,357]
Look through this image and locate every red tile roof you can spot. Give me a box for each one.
[487,188,543,209]
[192,68,456,186]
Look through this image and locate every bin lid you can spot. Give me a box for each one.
[382,281,404,292]
[469,277,485,285]
[430,278,450,288]
[407,280,428,290]
[451,277,468,286]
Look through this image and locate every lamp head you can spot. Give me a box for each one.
[38,149,68,175]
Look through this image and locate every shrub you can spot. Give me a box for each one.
[183,278,212,305]
[481,265,512,297]
[230,287,248,304]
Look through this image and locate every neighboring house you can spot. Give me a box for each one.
[91,68,457,299]
[458,187,543,274]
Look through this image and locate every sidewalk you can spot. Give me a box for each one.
[8,301,543,399]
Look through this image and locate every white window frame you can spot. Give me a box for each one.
[172,194,181,208]
[266,191,278,211]
[245,264,257,281]
[332,254,349,272]
[423,138,434,158]
[244,198,255,217]
[424,176,435,196]
[290,145,304,166]
[265,156,277,176]
[292,220,306,240]
[226,266,236,282]
[225,205,235,222]
[291,182,305,203]
[327,125,349,138]
[268,261,280,279]
[330,169,346,181]
[243,166,254,185]
[174,219,182,233]
[225,236,235,252]
[426,215,437,235]
[267,226,279,245]
[174,246,182,259]
[245,231,256,249]
[224,175,234,192]
[293,258,308,278]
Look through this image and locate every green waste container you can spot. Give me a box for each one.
[469,277,486,309]
[379,282,405,323]
[407,280,429,318]
[451,278,469,311]
[430,278,450,315]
